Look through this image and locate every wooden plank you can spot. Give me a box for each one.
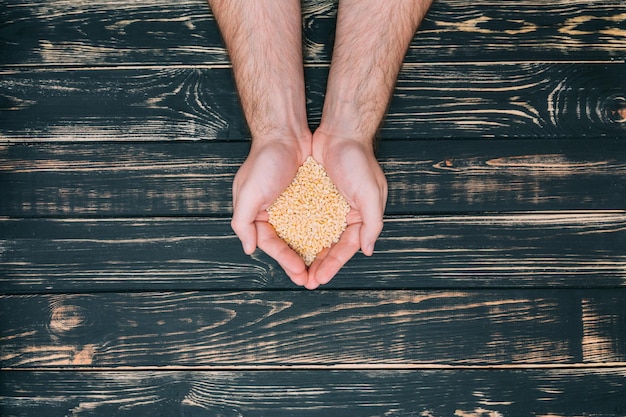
[1,368,625,416]
[1,140,624,217]
[1,289,625,367]
[2,63,625,142]
[385,63,626,140]
[0,67,247,141]
[2,0,625,67]
[1,212,625,292]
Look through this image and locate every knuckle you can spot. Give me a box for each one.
[230,217,245,235]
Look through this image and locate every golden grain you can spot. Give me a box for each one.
[267,157,351,266]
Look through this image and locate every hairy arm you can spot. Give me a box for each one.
[208,0,309,140]
[309,0,433,289]
[208,0,312,285]
[321,0,432,140]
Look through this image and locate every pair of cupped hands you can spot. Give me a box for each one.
[231,129,388,290]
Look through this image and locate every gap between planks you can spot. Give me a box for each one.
[1,209,624,221]
[3,363,626,372]
[0,59,625,73]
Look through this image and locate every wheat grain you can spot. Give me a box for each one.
[267,157,351,266]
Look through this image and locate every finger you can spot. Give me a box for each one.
[356,198,384,256]
[305,246,330,290]
[256,222,308,286]
[345,208,363,225]
[304,279,321,291]
[255,210,269,222]
[231,192,264,255]
[230,216,257,255]
[309,223,360,287]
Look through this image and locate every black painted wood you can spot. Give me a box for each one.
[2,63,625,141]
[2,369,626,416]
[1,0,625,414]
[1,0,625,67]
[1,290,624,367]
[1,213,625,292]
[1,139,624,217]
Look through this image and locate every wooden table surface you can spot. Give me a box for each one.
[1,0,625,415]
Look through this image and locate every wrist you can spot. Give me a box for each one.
[251,130,313,163]
[317,100,382,146]
[313,125,375,152]
[253,129,312,146]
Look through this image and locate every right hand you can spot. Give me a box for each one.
[231,135,312,286]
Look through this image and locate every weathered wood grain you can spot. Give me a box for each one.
[1,0,625,67]
[2,63,625,142]
[388,63,626,139]
[1,212,624,292]
[0,67,247,141]
[1,140,624,217]
[1,290,624,367]
[1,369,626,416]
[2,0,625,414]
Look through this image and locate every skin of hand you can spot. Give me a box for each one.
[231,135,312,287]
[303,0,432,289]
[208,0,313,286]
[306,129,387,290]
[211,0,432,288]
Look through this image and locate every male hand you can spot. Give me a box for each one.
[231,136,311,286]
[306,129,388,290]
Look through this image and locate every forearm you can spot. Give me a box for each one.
[319,0,433,142]
[208,0,309,142]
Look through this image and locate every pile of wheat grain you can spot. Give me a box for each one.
[267,157,350,266]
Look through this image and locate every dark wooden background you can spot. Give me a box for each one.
[1,0,626,415]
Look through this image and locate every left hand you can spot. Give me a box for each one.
[306,129,387,289]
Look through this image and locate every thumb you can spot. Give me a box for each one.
[231,196,261,255]
[359,221,383,256]
[231,217,257,255]
[358,199,384,256]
